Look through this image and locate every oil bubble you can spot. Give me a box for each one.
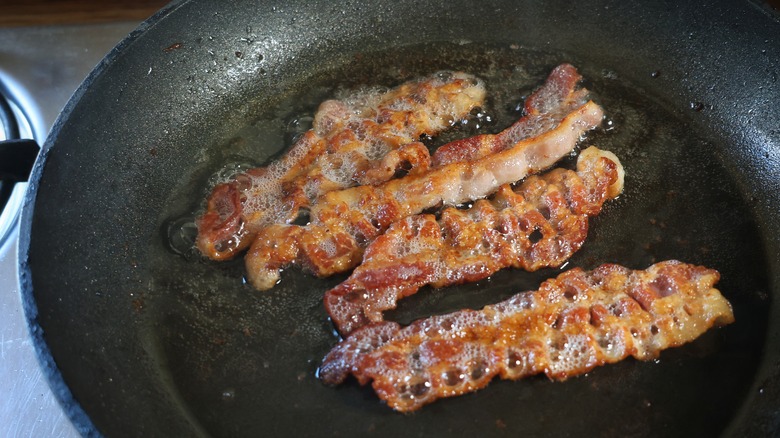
[689,102,705,112]
[208,161,257,188]
[221,388,236,402]
[166,216,199,258]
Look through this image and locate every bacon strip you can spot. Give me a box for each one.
[196,71,487,260]
[324,147,624,335]
[319,261,735,412]
[432,63,590,166]
[244,100,605,290]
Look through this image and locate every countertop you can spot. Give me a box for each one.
[0,0,169,27]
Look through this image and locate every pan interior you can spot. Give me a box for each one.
[146,42,768,437]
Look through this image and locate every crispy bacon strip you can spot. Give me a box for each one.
[319,261,734,412]
[324,147,625,335]
[197,71,487,260]
[432,63,590,166]
[244,100,605,290]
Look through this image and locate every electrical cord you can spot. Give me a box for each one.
[0,90,20,141]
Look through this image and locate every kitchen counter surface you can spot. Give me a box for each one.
[0,1,169,26]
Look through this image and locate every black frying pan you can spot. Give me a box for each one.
[18,0,780,436]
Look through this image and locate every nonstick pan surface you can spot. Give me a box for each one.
[19,0,780,436]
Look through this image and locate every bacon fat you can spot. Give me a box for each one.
[319,261,734,412]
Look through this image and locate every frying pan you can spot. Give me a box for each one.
[17,0,780,436]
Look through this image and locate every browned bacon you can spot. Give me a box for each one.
[244,100,605,290]
[324,147,624,335]
[432,63,590,166]
[319,261,734,412]
[196,72,486,260]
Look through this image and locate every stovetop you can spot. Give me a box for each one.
[0,22,142,437]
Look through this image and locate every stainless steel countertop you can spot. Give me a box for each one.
[0,22,141,437]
